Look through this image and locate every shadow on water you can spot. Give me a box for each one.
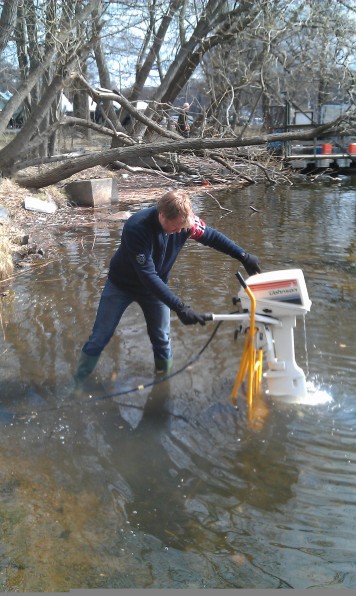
[0,178,355,589]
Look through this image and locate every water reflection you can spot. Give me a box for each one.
[0,178,355,590]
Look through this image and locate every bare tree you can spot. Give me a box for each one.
[0,0,354,187]
[200,0,355,131]
[0,0,102,174]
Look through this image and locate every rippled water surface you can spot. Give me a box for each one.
[0,177,355,590]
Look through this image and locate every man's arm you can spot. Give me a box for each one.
[125,225,206,325]
[188,214,261,275]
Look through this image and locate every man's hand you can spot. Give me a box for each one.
[176,305,206,326]
[241,252,261,276]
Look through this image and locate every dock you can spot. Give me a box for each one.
[283,147,356,174]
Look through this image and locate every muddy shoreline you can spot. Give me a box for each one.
[0,165,248,274]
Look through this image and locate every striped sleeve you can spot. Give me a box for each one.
[188,214,206,240]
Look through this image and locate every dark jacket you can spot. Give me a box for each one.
[108,206,246,310]
[176,111,190,137]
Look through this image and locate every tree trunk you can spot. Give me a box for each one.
[0,0,100,137]
[92,2,121,131]
[0,72,74,175]
[0,0,19,54]
[128,0,182,104]
[14,119,347,189]
[133,0,260,139]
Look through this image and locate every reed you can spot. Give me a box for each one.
[0,229,13,280]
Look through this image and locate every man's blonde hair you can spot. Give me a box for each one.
[157,190,192,224]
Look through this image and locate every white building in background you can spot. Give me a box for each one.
[59,93,73,114]
[88,97,148,115]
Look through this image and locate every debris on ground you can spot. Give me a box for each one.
[0,147,289,281]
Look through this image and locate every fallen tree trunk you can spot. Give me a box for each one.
[14,118,350,189]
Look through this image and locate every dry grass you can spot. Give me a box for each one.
[0,226,14,280]
[0,177,67,214]
[0,178,70,270]
[0,178,29,212]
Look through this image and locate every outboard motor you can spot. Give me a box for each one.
[237,269,312,400]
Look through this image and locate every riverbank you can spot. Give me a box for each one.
[0,163,251,283]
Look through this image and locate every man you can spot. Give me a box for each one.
[74,189,261,384]
[176,102,190,138]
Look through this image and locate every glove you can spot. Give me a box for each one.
[176,305,206,326]
[241,252,261,276]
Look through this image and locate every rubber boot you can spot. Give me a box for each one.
[73,352,100,387]
[154,357,173,376]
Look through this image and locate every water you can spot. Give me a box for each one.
[0,177,355,590]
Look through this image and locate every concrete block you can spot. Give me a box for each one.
[65,178,118,207]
